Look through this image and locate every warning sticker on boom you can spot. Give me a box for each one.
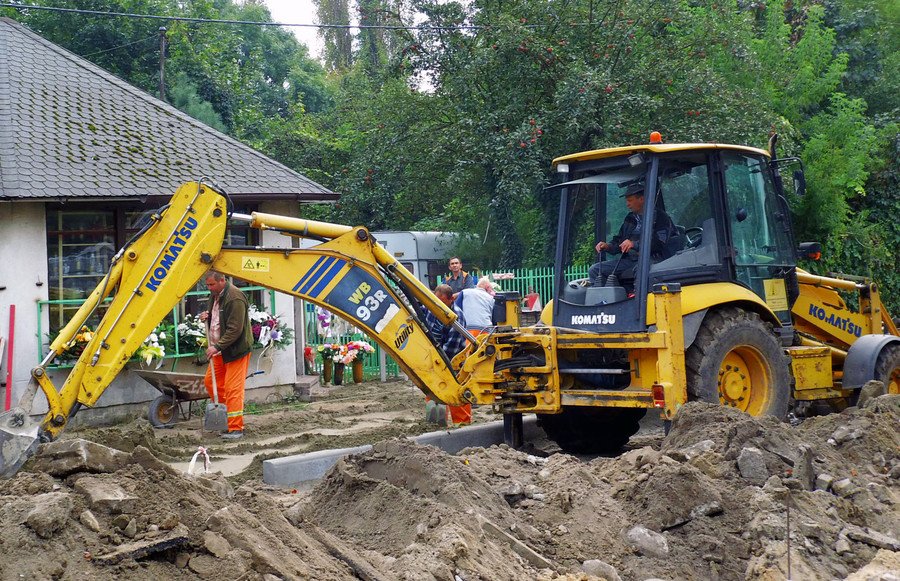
[241,257,270,272]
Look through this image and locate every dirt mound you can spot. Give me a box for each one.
[0,445,354,580]
[301,397,899,580]
[0,394,896,580]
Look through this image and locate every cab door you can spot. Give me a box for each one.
[720,151,795,325]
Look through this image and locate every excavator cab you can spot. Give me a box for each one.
[552,143,797,333]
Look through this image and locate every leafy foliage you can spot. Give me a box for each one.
[4,0,898,311]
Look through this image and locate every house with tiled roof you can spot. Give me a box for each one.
[0,17,336,422]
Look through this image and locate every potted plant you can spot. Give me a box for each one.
[340,340,376,383]
[316,343,340,384]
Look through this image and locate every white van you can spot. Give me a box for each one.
[370,231,462,288]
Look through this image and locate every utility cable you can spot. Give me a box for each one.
[0,2,594,30]
[80,33,157,57]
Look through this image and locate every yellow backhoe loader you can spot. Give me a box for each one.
[1,136,897,477]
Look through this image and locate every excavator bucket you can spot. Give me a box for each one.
[0,410,40,478]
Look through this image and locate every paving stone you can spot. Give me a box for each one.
[31,438,130,476]
[203,530,232,558]
[844,525,900,551]
[834,537,852,555]
[832,478,857,498]
[793,444,815,491]
[815,473,834,492]
[857,380,886,408]
[79,510,101,532]
[73,476,139,514]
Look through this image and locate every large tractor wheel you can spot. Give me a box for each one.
[537,407,646,454]
[875,344,900,395]
[685,307,790,418]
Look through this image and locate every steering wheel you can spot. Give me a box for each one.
[684,227,704,249]
[568,278,590,289]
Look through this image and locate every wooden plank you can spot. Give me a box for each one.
[93,526,189,564]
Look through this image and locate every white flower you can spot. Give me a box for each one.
[149,333,158,343]
[159,332,166,340]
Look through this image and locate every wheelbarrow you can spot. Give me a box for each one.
[132,370,209,428]
[133,344,275,428]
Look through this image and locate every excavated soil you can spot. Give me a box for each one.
[0,380,897,581]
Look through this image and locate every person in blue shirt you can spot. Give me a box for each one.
[423,284,468,357]
[423,283,472,425]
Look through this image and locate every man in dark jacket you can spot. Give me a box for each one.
[589,183,676,287]
[200,271,253,439]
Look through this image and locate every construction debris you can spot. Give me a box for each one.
[0,383,896,580]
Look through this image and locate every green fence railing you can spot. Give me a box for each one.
[301,303,401,380]
[39,265,588,379]
[439,264,590,309]
[37,286,276,368]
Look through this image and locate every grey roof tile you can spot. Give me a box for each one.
[0,17,335,201]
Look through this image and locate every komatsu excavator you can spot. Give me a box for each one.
[1,135,898,477]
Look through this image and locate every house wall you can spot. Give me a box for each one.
[251,199,300,388]
[0,199,304,427]
[0,201,50,413]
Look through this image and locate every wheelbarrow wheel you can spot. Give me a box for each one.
[148,395,177,428]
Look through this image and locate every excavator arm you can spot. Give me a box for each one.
[0,182,491,477]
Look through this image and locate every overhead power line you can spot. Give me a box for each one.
[0,2,591,31]
[80,33,157,57]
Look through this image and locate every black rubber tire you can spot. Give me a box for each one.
[685,307,790,418]
[875,343,900,395]
[148,395,177,428]
[537,407,646,454]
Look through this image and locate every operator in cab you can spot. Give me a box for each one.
[588,183,676,288]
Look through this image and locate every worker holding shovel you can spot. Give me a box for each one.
[200,271,253,440]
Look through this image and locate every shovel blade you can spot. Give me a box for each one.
[0,411,41,478]
[203,403,228,433]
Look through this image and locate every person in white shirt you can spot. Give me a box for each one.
[455,277,496,333]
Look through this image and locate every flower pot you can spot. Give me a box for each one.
[322,359,333,384]
[333,363,345,386]
[352,359,364,383]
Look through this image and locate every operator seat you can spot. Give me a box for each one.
[664,225,686,258]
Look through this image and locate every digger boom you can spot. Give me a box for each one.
[0,182,495,477]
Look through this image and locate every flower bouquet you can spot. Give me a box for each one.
[136,327,167,367]
[317,343,342,362]
[303,345,315,374]
[176,313,207,354]
[338,340,376,364]
[316,343,342,384]
[51,325,94,364]
[342,340,375,383]
[249,304,294,350]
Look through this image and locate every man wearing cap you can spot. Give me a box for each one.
[588,183,676,287]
